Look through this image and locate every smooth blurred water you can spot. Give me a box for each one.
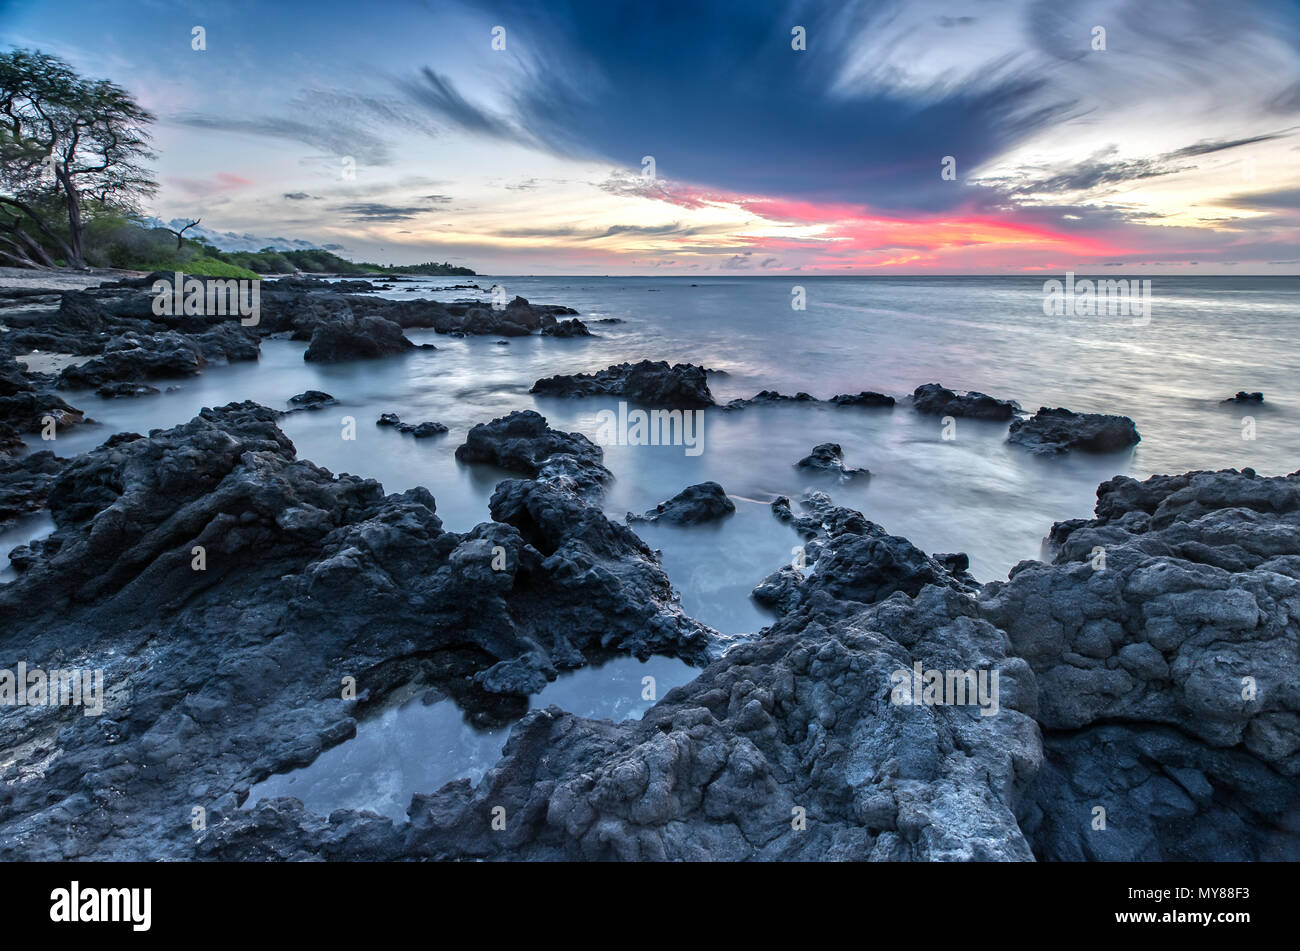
[21,273,1293,815]
[27,275,1296,634]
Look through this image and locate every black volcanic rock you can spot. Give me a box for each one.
[287,390,337,410]
[4,438,1292,862]
[304,315,418,362]
[1221,391,1264,404]
[795,443,869,481]
[1008,407,1141,454]
[0,356,88,446]
[911,383,1019,420]
[97,381,160,399]
[830,391,895,407]
[423,296,576,337]
[59,331,205,387]
[540,314,592,337]
[376,413,448,438]
[455,410,610,494]
[531,360,714,408]
[986,468,1300,860]
[723,390,817,410]
[0,449,61,528]
[724,390,896,411]
[0,401,715,860]
[627,481,735,525]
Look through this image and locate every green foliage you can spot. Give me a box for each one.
[135,257,261,280]
[382,261,477,276]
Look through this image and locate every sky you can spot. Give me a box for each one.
[3,0,1300,274]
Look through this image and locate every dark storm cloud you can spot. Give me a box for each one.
[402,0,1063,213]
[401,0,1300,218]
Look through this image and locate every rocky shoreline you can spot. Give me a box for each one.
[0,275,1294,861]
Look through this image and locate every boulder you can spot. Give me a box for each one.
[531,360,714,408]
[911,383,1019,420]
[303,315,418,362]
[795,443,869,481]
[627,481,735,525]
[1007,407,1141,454]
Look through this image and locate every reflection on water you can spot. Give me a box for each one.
[244,655,697,821]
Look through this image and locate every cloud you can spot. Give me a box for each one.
[337,202,430,221]
[1221,187,1300,210]
[425,0,1300,225]
[1167,132,1294,158]
[426,1,1066,213]
[142,218,323,252]
[493,221,732,241]
[283,192,319,200]
[172,90,437,166]
[397,68,525,142]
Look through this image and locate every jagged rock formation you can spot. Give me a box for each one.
[0,402,714,860]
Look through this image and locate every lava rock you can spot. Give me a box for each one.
[540,313,592,337]
[1007,407,1141,455]
[911,383,1020,420]
[1221,391,1264,404]
[377,413,448,438]
[0,401,716,861]
[58,331,205,387]
[531,360,714,408]
[795,443,869,481]
[303,315,417,362]
[831,391,896,408]
[627,481,735,525]
[0,449,61,527]
[456,410,610,493]
[287,390,338,411]
[96,381,161,399]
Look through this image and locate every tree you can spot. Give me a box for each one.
[0,48,156,268]
[165,218,201,250]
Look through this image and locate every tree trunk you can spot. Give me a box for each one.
[0,197,77,266]
[55,165,85,267]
